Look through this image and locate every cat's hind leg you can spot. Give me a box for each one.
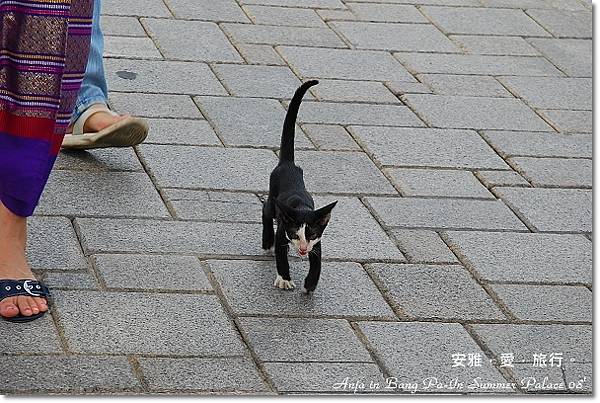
[262,199,275,250]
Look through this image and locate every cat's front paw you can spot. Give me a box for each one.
[274,275,296,290]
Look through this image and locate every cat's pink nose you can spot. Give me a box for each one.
[299,248,307,255]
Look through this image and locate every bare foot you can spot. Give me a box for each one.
[0,202,48,319]
[83,110,128,133]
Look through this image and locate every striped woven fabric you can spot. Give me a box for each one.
[0,0,93,217]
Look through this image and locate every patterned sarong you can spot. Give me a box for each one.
[0,0,92,217]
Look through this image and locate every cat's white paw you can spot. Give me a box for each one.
[274,275,296,290]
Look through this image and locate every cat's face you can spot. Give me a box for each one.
[276,201,337,257]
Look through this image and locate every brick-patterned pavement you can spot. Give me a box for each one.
[1,0,591,395]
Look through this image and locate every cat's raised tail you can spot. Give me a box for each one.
[279,80,319,163]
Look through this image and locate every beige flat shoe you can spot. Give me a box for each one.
[62,103,148,150]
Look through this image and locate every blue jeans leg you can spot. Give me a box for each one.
[71,0,108,125]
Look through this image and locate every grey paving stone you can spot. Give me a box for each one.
[138,357,267,392]
[102,0,171,17]
[395,53,562,76]
[373,263,504,320]
[390,229,458,263]
[239,0,345,8]
[208,260,395,318]
[563,363,592,393]
[0,356,141,394]
[367,197,526,231]
[475,170,531,188]
[27,217,87,271]
[358,322,507,393]
[296,102,423,127]
[450,35,540,56]
[105,58,227,95]
[143,19,243,62]
[103,36,162,59]
[296,151,397,195]
[479,0,588,10]
[166,0,250,22]
[222,24,346,48]
[165,189,263,222]
[316,9,356,21]
[540,110,592,133]
[402,94,552,131]
[279,46,415,82]
[496,187,591,233]
[0,316,62,354]
[309,80,399,104]
[482,130,591,158]
[311,196,404,261]
[240,317,372,362]
[109,92,202,119]
[194,97,312,148]
[144,118,221,146]
[37,170,169,218]
[526,9,591,38]
[301,124,360,151]
[509,157,592,188]
[471,324,591,363]
[265,362,385,393]
[361,0,482,5]
[244,5,326,27]
[138,144,278,191]
[422,6,549,36]
[491,284,591,322]
[56,148,143,172]
[385,81,433,95]
[236,43,285,65]
[444,231,592,284]
[347,3,428,22]
[418,74,511,97]
[75,218,265,256]
[509,364,567,393]
[352,126,509,169]
[53,290,245,355]
[498,77,591,110]
[332,21,460,52]
[386,168,493,198]
[212,64,303,98]
[527,38,591,77]
[101,16,146,37]
[93,254,212,291]
[42,271,99,290]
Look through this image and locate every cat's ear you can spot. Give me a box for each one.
[314,201,338,226]
[274,199,294,223]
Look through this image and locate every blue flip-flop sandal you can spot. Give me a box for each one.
[0,279,50,323]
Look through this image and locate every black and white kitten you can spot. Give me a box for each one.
[262,80,337,293]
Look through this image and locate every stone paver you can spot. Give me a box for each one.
[102,0,170,17]
[475,170,531,188]
[104,36,162,59]
[390,229,459,264]
[222,24,346,48]
[509,157,592,188]
[236,43,286,65]
[144,118,221,146]
[527,38,591,77]
[212,64,304,99]
[244,5,326,27]
[143,19,243,62]
[540,110,592,133]
[358,322,507,393]
[109,92,203,119]
[331,21,461,52]
[296,101,423,127]
[471,324,592,363]
[0,356,141,394]
[279,46,415,82]
[27,217,87,271]
[166,0,250,22]
[0,316,62,354]
[92,254,212,291]
[347,3,427,22]
[418,74,512,97]
[498,77,591,110]
[208,260,396,318]
[239,317,372,362]
[371,263,504,320]
[450,35,540,55]
[53,291,245,355]
[386,168,493,198]
[482,131,591,158]
[309,79,400,104]
[444,231,591,284]
[37,170,169,218]
[138,357,267,392]
[55,148,143,172]
[402,94,552,131]
[367,197,527,231]
[491,284,592,322]
[496,187,591,233]
[351,126,509,169]
[526,9,591,38]
[195,96,312,148]
[301,124,360,151]
[43,271,99,290]
[101,16,146,36]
